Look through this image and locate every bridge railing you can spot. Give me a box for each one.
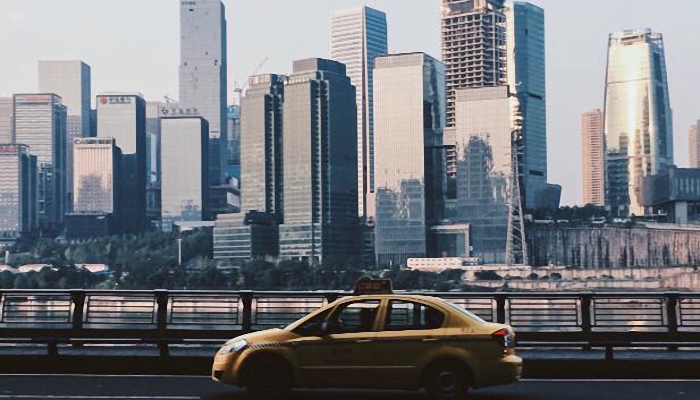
[1,290,699,358]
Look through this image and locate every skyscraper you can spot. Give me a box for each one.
[0,144,37,239]
[331,6,388,218]
[442,0,507,127]
[455,86,517,264]
[226,104,241,181]
[214,75,286,265]
[72,138,121,216]
[145,101,164,225]
[279,59,358,265]
[689,121,700,168]
[179,0,228,187]
[506,2,547,208]
[38,61,92,209]
[582,109,605,206]
[0,97,13,143]
[13,94,67,232]
[604,29,673,217]
[96,93,146,233]
[441,0,507,192]
[373,53,446,267]
[160,117,210,231]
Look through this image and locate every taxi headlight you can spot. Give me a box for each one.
[220,339,248,355]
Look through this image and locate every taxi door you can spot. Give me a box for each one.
[292,299,380,388]
[372,300,447,388]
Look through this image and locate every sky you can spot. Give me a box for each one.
[1,0,698,206]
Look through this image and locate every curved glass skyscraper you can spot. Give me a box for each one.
[604,29,673,217]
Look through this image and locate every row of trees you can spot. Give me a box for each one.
[2,231,478,291]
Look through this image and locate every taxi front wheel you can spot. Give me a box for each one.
[243,357,293,398]
[424,361,471,399]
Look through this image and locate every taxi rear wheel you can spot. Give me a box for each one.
[243,357,293,398]
[424,361,471,399]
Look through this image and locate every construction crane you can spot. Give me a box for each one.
[234,56,269,103]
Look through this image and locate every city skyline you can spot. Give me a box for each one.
[2,0,697,206]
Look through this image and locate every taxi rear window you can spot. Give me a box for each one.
[442,300,487,324]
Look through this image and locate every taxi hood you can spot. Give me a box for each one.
[226,328,298,346]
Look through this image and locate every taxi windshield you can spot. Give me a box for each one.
[441,300,487,324]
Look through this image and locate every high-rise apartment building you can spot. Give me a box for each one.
[72,138,121,215]
[13,94,67,232]
[38,61,92,209]
[179,0,228,187]
[373,53,446,267]
[506,2,547,208]
[160,117,209,231]
[331,6,388,218]
[278,59,358,265]
[96,93,146,233]
[455,86,517,264]
[689,121,700,168]
[604,29,673,217]
[0,144,37,239]
[0,97,13,143]
[214,75,286,265]
[582,109,605,206]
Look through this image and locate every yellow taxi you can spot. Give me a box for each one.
[212,278,522,399]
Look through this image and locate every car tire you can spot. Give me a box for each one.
[243,357,293,398]
[425,361,471,399]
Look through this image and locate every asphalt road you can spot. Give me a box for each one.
[0,376,698,400]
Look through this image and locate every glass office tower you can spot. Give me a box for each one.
[604,29,673,217]
[214,75,286,265]
[38,61,92,210]
[96,93,146,233]
[13,94,67,232]
[180,0,228,187]
[331,6,388,218]
[373,53,446,267]
[160,117,209,231]
[279,59,358,265]
[506,2,547,209]
[0,145,37,239]
[72,138,120,215]
[455,86,517,264]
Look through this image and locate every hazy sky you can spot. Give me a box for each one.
[1,0,698,205]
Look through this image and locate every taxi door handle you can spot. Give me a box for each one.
[356,339,373,344]
[422,337,440,343]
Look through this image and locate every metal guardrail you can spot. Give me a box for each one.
[1,290,699,359]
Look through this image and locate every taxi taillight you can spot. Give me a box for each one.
[492,327,515,348]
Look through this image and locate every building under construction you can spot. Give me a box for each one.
[441,0,507,178]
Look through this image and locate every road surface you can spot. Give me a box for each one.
[0,375,697,400]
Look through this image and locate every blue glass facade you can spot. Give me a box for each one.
[279,59,359,265]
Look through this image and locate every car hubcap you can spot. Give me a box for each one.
[437,370,456,393]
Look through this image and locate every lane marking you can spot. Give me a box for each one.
[522,379,700,382]
[0,397,200,400]
[0,374,209,379]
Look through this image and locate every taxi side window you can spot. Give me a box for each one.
[293,308,332,336]
[384,301,445,331]
[329,300,380,334]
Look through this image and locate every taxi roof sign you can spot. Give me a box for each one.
[353,277,393,295]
